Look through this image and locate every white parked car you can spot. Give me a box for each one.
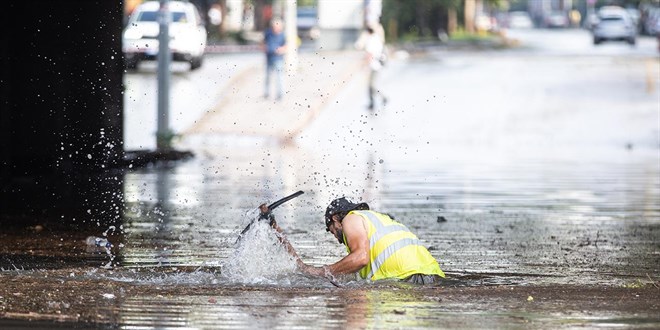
[592,6,636,45]
[656,19,660,53]
[508,11,534,29]
[545,11,569,28]
[123,1,207,70]
[297,7,321,40]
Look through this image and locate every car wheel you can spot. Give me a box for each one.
[190,56,203,71]
[627,37,636,46]
[125,59,139,70]
[593,37,601,45]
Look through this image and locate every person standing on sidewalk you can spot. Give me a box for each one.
[355,23,388,111]
[262,17,287,101]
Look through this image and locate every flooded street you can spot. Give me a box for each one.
[2,29,660,328]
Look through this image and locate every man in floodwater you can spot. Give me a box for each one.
[295,197,445,284]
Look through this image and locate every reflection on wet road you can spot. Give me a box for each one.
[117,145,658,286]
[2,29,659,328]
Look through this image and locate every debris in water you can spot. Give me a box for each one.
[437,216,447,223]
[527,295,534,302]
[102,293,116,299]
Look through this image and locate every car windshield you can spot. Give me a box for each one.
[297,8,317,19]
[298,12,316,18]
[136,10,187,23]
[600,16,624,22]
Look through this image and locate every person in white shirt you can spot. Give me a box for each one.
[355,23,388,111]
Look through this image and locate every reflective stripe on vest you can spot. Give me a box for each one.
[351,211,421,279]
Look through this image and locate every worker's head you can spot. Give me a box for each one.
[271,17,283,33]
[324,197,369,244]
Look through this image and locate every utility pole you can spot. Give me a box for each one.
[284,0,297,75]
[157,0,172,151]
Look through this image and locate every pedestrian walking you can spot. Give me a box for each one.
[355,23,388,111]
[262,17,287,101]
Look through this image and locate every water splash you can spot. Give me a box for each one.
[103,225,116,237]
[86,268,221,286]
[221,219,298,285]
[85,234,115,269]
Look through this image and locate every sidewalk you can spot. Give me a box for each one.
[183,50,365,143]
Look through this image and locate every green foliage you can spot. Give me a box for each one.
[382,0,452,41]
[484,0,507,10]
[382,0,508,42]
[592,0,653,7]
[508,0,528,11]
[297,0,317,7]
[449,29,496,42]
[228,31,249,44]
[436,0,463,9]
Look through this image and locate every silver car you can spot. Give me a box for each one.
[508,11,534,29]
[592,6,636,45]
[123,1,207,70]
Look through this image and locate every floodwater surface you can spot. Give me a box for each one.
[2,141,658,328]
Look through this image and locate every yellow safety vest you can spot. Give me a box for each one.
[344,210,445,281]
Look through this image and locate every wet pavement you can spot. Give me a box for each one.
[2,29,660,328]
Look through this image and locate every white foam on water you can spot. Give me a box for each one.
[84,267,221,286]
[221,220,298,285]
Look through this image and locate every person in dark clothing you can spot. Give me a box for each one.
[262,18,287,100]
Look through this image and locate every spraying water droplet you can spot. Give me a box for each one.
[222,219,297,284]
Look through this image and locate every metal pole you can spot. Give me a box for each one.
[284,0,297,75]
[157,0,171,151]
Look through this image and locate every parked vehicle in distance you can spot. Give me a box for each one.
[123,1,207,70]
[625,8,640,31]
[545,11,569,28]
[297,7,320,40]
[643,8,660,36]
[475,14,498,32]
[592,6,636,45]
[507,11,534,29]
[656,19,660,52]
[584,12,600,30]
